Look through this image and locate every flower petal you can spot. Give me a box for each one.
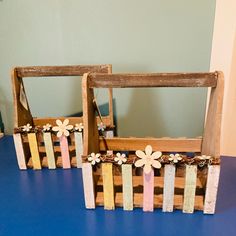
[134,159,145,167]
[151,151,162,159]
[135,150,146,159]
[57,131,62,138]
[64,130,70,137]
[144,163,152,174]
[145,145,153,156]
[52,126,60,132]
[56,119,62,126]
[63,119,69,126]
[152,160,161,169]
[66,125,73,130]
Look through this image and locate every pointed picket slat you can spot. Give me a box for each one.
[59,135,71,169]
[82,163,95,209]
[74,132,83,168]
[143,169,154,212]
[183,165,197,213]
[163,164,176,212]
[204,165,220,214]
[13,133,27,170]
[43,132,56,169]
[102,163,115,210]
[122,164,133,211]
[28,133,41,170]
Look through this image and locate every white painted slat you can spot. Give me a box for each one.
[74,132,83,168]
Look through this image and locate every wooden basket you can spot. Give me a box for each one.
[12,65,114,170]
[81,72,224,214]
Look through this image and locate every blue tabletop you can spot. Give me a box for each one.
[0,136,236,236]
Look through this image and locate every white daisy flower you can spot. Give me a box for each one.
[114,153,127,165]
[43,123,52,132]
[22,123,32,132]
[75,123,84,132]
[98,122,106,131]
[169,153,182,163]
[135,145,162,174]
[197,155,211,160]
[52,119,73,137]
[88,153,101,165]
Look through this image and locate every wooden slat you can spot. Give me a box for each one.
[105,130,114,155]
[74,132,83,168]
[183,165,197,213]
[13,133,27,170]
[82,163,95,209]
[59,135,71,169]
[99,137,202,152]
[121,164,133,211]
[102,163,115,210]
[43,132,56,169]
[204,165,221,214]
[15,65,110,77]
[28,133,41,170]
[143,169,154,212]
[163,165,176,212]
[88,73,217,88]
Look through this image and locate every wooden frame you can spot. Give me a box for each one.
[12,65,114,169]
[82,72,224,214]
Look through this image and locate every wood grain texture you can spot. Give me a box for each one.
[183,165,197,213]
[163,164,176,212]
[15,65,111,77]
[143,169,154,212]
[27,133,41,170]
[43,132,56,169]
[74,132,83,168]
[82,163,95,209]
[13,133,27,170]
[122,164,133,211]
[88,73,217,88]
[59,135,71,169]
[102,163,115,210]
[204,165,221,214]
[99,137,202,152]
[202,72,224,158]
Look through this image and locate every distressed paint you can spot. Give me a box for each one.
[102,163,115,210]
[183,165,197,213]
[204,165,220,214]
[163,164,176,212]
[143,169,154,212]
[122,164,133,210]
[74,132,83,168]
[28,133,41,170]
[82,163,95,209]
[13,133,27,170]
[59,135,71,169]
[43,132,56,169]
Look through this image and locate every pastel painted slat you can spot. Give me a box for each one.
[28,133,41,170]
[82,163,95,209]
[122,164,133,211]
[105,130,114,155]
[204,165,220,214]
[183,165,197,213]
[59,135,71,169]
[163,164,176,212]
[13,133,27,170]
[102,163,115,210]
[43,132,56,169]
[74,132,83,168]
[143,169,154,212]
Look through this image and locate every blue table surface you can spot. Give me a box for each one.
[0,136,236,236]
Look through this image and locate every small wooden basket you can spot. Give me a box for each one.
[12,65,114,170]
[81,72,224,214]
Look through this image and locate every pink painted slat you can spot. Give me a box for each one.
[143,169,154,212]
[59,135,71,169]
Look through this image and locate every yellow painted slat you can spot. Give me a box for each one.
[28,133,41,170]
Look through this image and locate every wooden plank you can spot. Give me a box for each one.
[13,133,27,170]
[59,135,71,169]
[15,65,110,77]
[99,137,202,152]
[143,169,154,212]
[27,133,41,170]
[102,163,115,210]
[163,164,176,212]
[202,72,224,158]
[74,132,83,168]
[88,73,217,88]
[82,163,95,209]
[204,165,221,214]
[121,164,133,211]
[43,132,56,169]
[183,165,197,213]
[105,130,114,155]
